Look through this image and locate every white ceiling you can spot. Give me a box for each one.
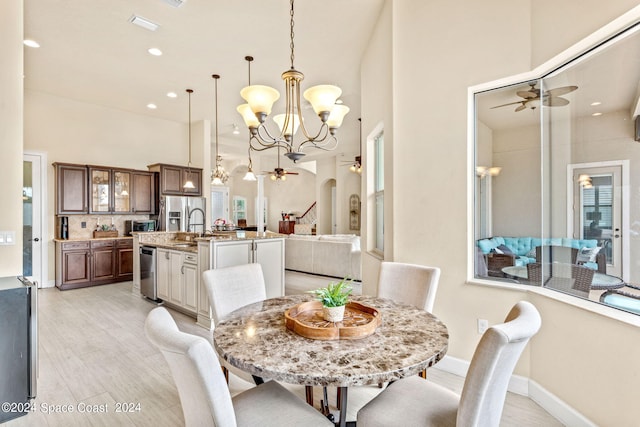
[23,0,384,163]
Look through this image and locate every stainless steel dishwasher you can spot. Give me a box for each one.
[140,246,161,303]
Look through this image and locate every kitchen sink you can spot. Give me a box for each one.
[171,243,198,247]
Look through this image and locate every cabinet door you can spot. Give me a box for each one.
[183,261,198,314]
[91,247,116,281]
[89,167,113,213]
[170,251,183,305]
[213,240,252,269]
[62,251,90,284]
[131,172,155,214]
[113,170,132,213]
[157,249,171,300]
[254,239,285,298]
[55,164,88,214]
[116,244,134,280]
[161,165,184,195]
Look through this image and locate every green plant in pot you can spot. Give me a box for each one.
[309,278,353,322]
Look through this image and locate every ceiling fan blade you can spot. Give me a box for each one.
[516,90,538,99]
[491,101,527,109]
[545,85,578,97]
[285,172,299,175]
[543,96,570,107]
[514,104,527,112]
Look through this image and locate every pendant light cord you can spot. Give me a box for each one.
[186,89,193,169]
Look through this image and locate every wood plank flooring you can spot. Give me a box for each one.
[4,278,563,426]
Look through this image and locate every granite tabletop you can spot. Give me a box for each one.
[213,294,449,387]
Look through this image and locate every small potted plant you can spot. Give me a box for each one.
[309,278,353,322]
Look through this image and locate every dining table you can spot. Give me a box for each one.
[213,294,449,427]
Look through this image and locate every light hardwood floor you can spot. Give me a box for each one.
[5,278,563,426]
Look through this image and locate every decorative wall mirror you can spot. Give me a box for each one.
[473,19,640,315]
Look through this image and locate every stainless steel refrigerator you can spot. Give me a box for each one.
[0,276,37,423]
[154,196,207,233]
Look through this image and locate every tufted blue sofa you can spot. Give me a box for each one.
[477,236,601,275]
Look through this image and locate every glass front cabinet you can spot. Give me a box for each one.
[89,167,131,214]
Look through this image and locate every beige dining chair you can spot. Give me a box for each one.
[357,301,542,427]
[144,307,333,427]
[202,263,267,385]
[377,261,441,313]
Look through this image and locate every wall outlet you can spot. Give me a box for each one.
[477,319,489,335]
[81,222,87,228]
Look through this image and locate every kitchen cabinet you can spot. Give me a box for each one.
[156,248,198,316]
[131,171,156,214]
[54,163,89,214]
[148,163,202,196]
[89,167,139,214]
[55,238,134,290]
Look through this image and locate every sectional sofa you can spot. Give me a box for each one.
[477,236,605,276]
[285,234,361,281]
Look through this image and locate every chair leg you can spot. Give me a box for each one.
[419,368,427,379]
[222,366,229,384]
[305,386,314,406]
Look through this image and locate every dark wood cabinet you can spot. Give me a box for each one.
[54,163,89,214]
[56,238,134,290]
[148,163,202,196]
[131,171,156,214]
[278,220,296,235]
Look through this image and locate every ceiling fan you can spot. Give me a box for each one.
[491,83,578,112]
[264,147,299,181]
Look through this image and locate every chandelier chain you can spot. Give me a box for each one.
[289,0,295,69]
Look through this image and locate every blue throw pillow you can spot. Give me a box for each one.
[496,244,514,255]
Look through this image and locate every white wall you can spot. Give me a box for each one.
[0,0,24,276]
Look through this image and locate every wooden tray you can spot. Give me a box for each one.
[93,230,118,238]
[284,301,381,340]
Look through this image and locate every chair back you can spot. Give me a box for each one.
[202,263,267,326]
[144,307,236,427]
[457,301,541,427]
[377,262,440,312]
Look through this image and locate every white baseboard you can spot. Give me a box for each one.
[42,279,55,288]
[434,355,595,425]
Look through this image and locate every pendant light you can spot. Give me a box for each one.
[183,88,196,189]
[211,74,229,185]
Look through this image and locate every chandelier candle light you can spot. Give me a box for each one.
[236,0,350,163]
[211,74,229,186]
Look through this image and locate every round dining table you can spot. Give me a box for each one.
[213,294,449,427]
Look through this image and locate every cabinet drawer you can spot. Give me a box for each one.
[61,241,90,251]
[183,253,197,265]
[91,240,114,249]
[116,239,133,248]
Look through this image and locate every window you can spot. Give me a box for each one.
[472,20,638,315]
[210,187,229,223]
[232,196,247,224]
[374,131,384,252]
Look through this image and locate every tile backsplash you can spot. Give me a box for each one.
[60,215,151,240]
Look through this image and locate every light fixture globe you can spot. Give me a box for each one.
[240,85,280,119]
[327,105,350,129]
[303,85,342,117]
[237,104,260,128]
[273,113,302,137]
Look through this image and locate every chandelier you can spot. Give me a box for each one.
[236,0,350,163]
[210,74,229,186]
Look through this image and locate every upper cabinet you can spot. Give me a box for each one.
[55,163,157,215]
[147,163,202,196]
[54,163,89,214]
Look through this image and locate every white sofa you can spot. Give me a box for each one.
[285,234,362,281]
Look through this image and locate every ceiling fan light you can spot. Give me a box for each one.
[237,103,261,128]
[281,174,286,181]
[303,85,342,116]
[273,113,302,136]
[271,174,277,181]
[327,105,350,129]
[349,164,356,172]
[240,85,280,116]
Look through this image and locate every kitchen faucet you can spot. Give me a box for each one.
[187,207,206,236]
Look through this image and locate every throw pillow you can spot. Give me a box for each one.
[496,244,514,255]
[526,248,536,258]
[576,246,601,263]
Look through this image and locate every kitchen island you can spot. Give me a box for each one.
[133,231,285,329]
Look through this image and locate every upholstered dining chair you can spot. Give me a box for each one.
[357,301,542,427]
[377,262,441,313]
[144,307,333,427]
[202,263,267,384]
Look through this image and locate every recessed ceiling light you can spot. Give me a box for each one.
[23,39,40,48]
[592,112,602,116]
[148,48,163,56]
[167,92,177,98]
[129,15,160,32]
[162,0,186,8]
[591,101,602,106]
[147,104,157,109]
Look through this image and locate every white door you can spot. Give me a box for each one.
[211,187,229,223]
[23,152,47,287]
[570,164,624,278]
